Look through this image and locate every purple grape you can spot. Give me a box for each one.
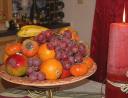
[55,46,61,52]
[35,33,47,44]
[37,34,43,40]
[39,35,47,44]
[79,43,86,51]
[27,57,41,72]
[60,40,67,49]
[56,51,62,60]
[61,61,71,70]
[65,47,71,54]
[61,51,68,60]
[32,58,41,71]
[63,63,71,70]
[63,30,72,39]
[27,67,34,75]
[68,56,75,65]
[78,43,87,56]
[35,33,43,41]
[29,72,38,81]
[33,66,39,71]
[28,58,33,66]
[74,53,83,63]
[50,38,59,47]
[80,49,87,57]
[50,34,56,40]
[37,72,45,81]
[68,40,75,48]
[62,37,71,45]
[45,30,53,40]
[33,58,41,66]
[71,44,79,53]
[47,42,54,50]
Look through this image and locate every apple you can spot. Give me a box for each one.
[5,53,28,76]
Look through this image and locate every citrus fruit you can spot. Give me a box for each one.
[83,57,94,69]
[38,43,55,61]
[70,63,88,77]
[40,58,62,80]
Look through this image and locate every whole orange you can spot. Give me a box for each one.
[70,63,88,77]
[40,59,63,80]
[83,57,94,69]
[38,43,55,61]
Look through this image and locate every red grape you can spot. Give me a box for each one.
[72,44,79,53]
[63,30,72,39]
[44,30,53,40]
[27,67,33,75]
[61,51,68,60]
[37,72,45,81]
[29,72,38,81]
[63,63,71,70]
[74,53,83,63]
[33,57,41,66]
[56,51,62,60]
[68,56,75,65]
[27,58,33,66]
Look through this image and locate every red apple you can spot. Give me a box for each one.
[5,53,28,76]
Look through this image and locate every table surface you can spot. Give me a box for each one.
[0,30,17,37]
[0,79,105,98]
[0,88,104,98]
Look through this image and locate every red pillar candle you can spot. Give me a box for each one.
[105,7,128,98]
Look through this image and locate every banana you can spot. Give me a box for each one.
[59,26,72,32]
[17,25,49,37]
[20,25,47,30]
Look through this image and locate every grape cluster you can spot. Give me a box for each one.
[35,30,87,70]
[27,57,45,81]
[35,30,53,44]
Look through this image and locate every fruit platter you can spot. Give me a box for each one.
[0,25,97,98]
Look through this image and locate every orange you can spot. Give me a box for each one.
[5,43,21,55]
[83,57,94,69]
[40,59,63,80]
[38,43,55,61]
[70,63,88,77]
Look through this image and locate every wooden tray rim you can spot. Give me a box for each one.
[0,64,97,88]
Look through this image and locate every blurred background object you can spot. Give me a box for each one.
[11,0,70,29]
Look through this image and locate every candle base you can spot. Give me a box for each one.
[105,82,128,98]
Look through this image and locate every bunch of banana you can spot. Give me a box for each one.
[17,25,49,37]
